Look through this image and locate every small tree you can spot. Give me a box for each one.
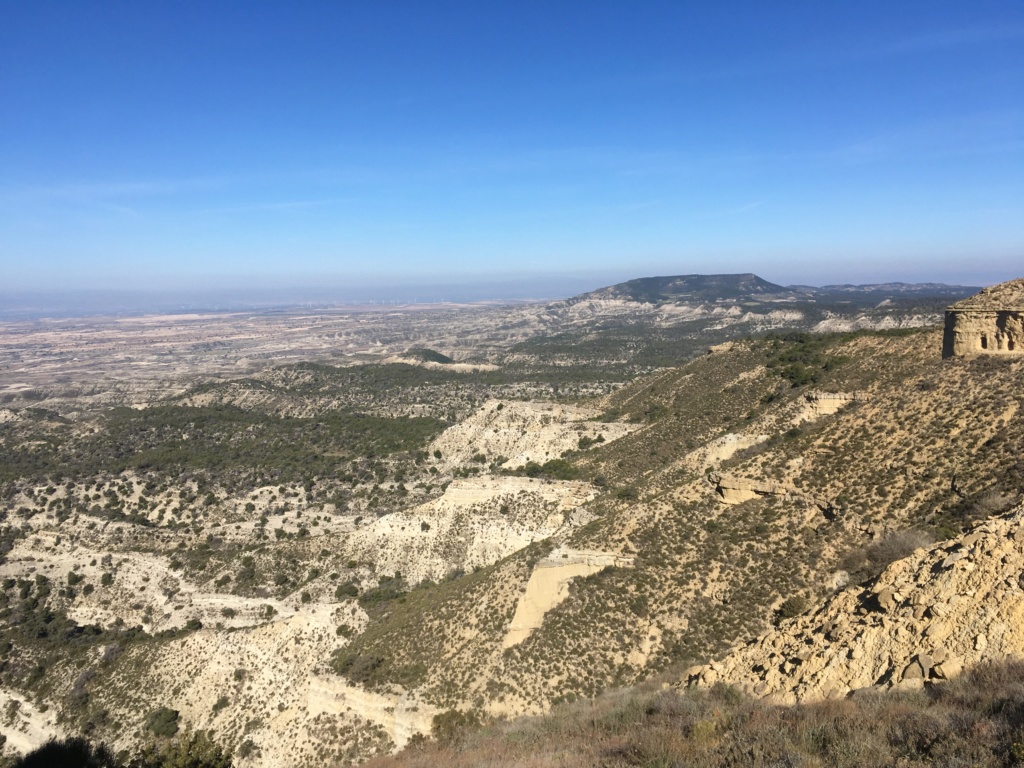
[145,706,180,738]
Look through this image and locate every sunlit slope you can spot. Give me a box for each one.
[332,328,1024,716]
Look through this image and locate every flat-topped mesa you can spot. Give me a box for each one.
[942,277,1024,358]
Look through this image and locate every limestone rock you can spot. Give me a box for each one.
[685,502,1024,703]
[502,549,634,648]
[934,657,961,679]
[710,474,792,505]
[428,399,638,471]
[876,587,897,612]
[943,277,1024,358]
[800,392,860,419]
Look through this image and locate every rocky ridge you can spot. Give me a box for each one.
[949,278,1024,310]
[688,502,1024,704]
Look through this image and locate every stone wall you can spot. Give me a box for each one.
[943,309,1024,358]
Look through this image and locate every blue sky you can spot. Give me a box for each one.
[1,1,1022,298]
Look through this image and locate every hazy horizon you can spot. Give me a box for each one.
[0,268,992,322]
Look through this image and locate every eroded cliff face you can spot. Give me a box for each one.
[502,548,634,649]
[342,476,598,584]
[92,608,423,767]
[687,503,1024,705]
[427,399,638,471]
[944,310,1024,357]
[942,278,1024,358]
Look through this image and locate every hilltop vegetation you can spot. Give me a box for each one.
[584,272,793,303]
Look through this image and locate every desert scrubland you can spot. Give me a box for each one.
[10,275,1024,767]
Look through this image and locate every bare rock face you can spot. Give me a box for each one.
[800,391,860,419]
[943,278,1024,358]
[502,548,634,648]
[685,503,1024,704]
[710,473,793,505]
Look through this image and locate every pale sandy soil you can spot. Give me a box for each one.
[429,398,639,471]
[343,475,599,584]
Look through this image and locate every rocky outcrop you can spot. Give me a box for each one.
[943,277,1024,358]
[686,503,1024,704]
[710,474,793,505]
[797,392,860,421]
[708,472,831,512]
[502,548,634,648]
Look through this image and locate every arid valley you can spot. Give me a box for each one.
[3,274,1024,766]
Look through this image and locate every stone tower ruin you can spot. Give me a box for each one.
[942,277,1024,359]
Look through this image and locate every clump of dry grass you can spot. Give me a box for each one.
[839,528,935,585]
[364,660,1024,768]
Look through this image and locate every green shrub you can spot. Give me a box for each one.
[335,583,359,599]
[145,706,179,737]
[238,739,258,759]
[777,595,808,620]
